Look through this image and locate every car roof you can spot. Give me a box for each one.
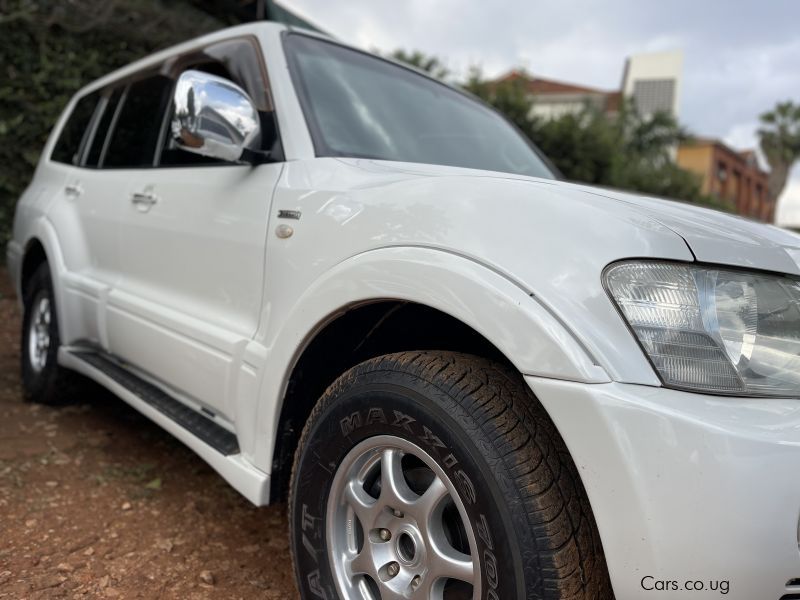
[76,22,294,97]
[72,20,459,101]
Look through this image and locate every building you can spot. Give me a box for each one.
[620,51,683,118]
[495,71,621,120]
[496,50,682,121]
[495,51,781,223]
[775,176,800,229]
[676,139,774,221]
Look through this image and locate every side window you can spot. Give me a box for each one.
[51,92,100,165]
[158,38,281,167]
[85,88,123,168]
[159,62,232,167]
[104,75,172,168]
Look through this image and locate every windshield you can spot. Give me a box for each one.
[283,34,555,179]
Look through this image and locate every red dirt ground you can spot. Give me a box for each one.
[0,268,299,599]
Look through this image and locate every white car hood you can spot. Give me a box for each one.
[335,158,800,276]
[298,157,800,384]
[566,182,800,276]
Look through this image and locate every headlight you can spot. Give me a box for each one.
[604,261,800,396]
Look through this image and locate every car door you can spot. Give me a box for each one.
[104,39,283,423]
[44,87,131,349]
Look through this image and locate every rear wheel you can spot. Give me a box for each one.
[289,351,613,599]
[21,263,79,404]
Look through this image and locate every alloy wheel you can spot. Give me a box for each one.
[327,435,479,600]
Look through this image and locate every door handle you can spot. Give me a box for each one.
[131,191,158,211]
[64,183,83,197]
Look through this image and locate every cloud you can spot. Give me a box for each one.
[288,0,798,134]
[285,0,800,219]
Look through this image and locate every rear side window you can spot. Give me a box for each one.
[85,88,123,167]
[104,75,172,168]
[51,92,100,165]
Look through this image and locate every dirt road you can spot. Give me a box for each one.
[0,268,299,599]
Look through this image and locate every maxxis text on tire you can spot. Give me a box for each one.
[289,351,613,600]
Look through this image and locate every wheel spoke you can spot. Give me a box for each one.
[429,544,475,585]
[412,476,448,526]
[381,588,410,600]
[380,448,416,508]
[409,575,440,600]
[348,547,375,578]
[373,586,409,600]
[345,480,380,530]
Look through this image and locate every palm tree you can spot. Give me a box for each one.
[758,101,800,203]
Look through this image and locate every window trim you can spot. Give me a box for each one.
[153,78,178,168]
[97,84,130,169]
[76,94,107,167]
[82,87,124,169]
[74,95,104,167]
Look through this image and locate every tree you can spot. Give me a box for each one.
[463,67,539,140]
[533,103,703,202]
[758,101,800,203]
[462,69,707,203]
[388,49,449,80]
[0,0,226,246]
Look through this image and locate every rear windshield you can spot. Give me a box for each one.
[284,34,554,179]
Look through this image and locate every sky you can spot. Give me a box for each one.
[284,0,800,222]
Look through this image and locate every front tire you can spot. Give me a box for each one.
[21,263,78,404]
[289,352,612,600]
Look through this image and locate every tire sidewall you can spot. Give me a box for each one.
[291,373,530,600]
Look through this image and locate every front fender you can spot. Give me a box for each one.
[248,246,610,472]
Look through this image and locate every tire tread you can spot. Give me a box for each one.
[290,350,613,599]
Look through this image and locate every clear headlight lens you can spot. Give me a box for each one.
[605,261,800,396]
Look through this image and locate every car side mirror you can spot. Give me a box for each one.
[171,70,262,163]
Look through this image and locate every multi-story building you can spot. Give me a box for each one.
[620,51,683,118]
[494,71,622,119]
[775,179,800,229]
[496,50,682,121]
[676,139,774,221]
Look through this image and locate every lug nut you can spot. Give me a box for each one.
[386,562,400,578]
[379,528,391,541]
[411,575,421,590]
[392,509,404,518]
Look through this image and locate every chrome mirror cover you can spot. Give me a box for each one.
[171,69,261,162]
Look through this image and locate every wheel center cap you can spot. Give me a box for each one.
[395,527,424,567]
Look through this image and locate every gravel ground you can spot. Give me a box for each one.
[0,268,299,599]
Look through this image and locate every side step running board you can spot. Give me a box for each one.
[68,350,239,455]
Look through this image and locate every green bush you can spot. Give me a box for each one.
[0,0,225,246]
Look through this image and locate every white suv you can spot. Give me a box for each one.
[7,22,800,600]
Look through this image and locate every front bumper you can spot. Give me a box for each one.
[526,376,800,600]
